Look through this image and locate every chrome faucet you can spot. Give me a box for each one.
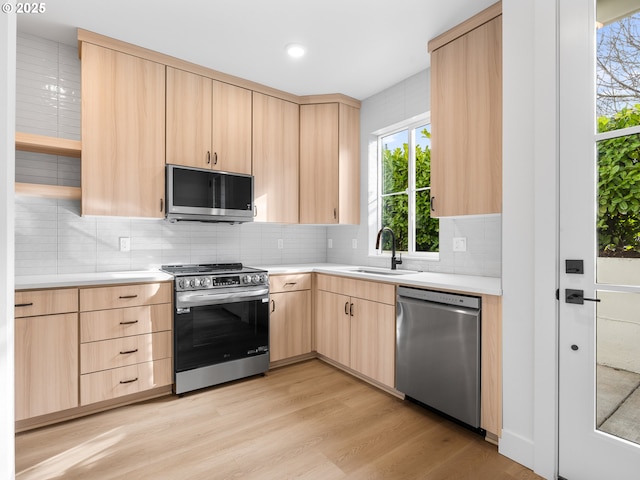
[375,227,403,270]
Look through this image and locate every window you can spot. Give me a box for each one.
[378,116,439,254]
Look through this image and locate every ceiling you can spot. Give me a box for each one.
[17,0,498,101]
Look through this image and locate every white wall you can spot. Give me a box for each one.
[1,10,16,480]
[327,69,502,278]
[502,0,558,478]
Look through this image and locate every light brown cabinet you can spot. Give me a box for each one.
[269,274,312,363]
[79,282,173,405]
[14,288,79,421]
[299,103,360,224]
[428,3,502,217]
[80,42,166,218]
[166,67,252,174]
[315,274,395,388]
[252,92,300,223]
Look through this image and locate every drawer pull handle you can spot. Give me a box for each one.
[119,377,138,384]
[119,295,138,299]
[119,348,139,355]
[119,320,139,325]
[15,302,34,308]
[284,282,297,287]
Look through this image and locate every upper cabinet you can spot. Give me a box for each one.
[428,2,502,217]
[299,102,360,224]
[166,67,252,174]
[252,92,299,223]
[81,42,166,218]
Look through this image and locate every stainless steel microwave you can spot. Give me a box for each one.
[165,164,254,223]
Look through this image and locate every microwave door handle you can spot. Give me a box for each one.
[176,288,269,307]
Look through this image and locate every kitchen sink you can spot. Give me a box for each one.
[348,267,419,276]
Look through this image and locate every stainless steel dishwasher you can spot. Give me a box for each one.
[396,286,482,431]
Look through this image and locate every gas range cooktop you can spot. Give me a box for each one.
[161,263,268,291]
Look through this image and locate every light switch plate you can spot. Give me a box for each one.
[453,237,467,252]
[352,239,358,249]
[328,239,333,249]
[277,239,284,249]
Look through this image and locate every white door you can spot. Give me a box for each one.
[559,0,640,478]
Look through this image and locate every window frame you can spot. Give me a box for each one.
[375,112,438,259]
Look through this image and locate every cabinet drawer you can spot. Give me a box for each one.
[15,288,78,317]
[80,282,172,311]
[316,274,395,305]
[80,303,172,343]
[270,274,311,293]
[80,357,172,405]
[81,331,172,374]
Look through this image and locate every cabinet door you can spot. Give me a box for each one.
[300,103,339,224]
[252,92,299,223]
[430,15,502,216]
[269,290,311,362]
[166,67,213,169]
[338,103,361,224]
[350,299,395,388]
[15,313,78,420]
[315,290,350,366]
[81,43,166,218]
[212,80,252,174]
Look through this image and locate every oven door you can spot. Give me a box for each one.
[174,288,269,374]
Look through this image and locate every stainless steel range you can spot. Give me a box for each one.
[161,263,270,395]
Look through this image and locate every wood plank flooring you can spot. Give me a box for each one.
[15,360,542,479]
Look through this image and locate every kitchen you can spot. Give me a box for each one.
[2,1,639,479]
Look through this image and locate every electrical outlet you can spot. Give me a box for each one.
[352,239,358,249]
[453,237,467,252]
[328,239,333,249]
[277,239,284,249]
[119,237,131,252]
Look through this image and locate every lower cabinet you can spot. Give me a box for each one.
[269,274,311,363]
[14,288,79,421]
[315,274,396,388]
[79,282,173,406]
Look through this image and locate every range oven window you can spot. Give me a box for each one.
[175,298,269,373]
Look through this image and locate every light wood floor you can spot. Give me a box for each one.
[16,360,542,479]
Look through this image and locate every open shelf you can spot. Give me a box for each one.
[15,183,81,200]
[15,132,81,158]
[14,132,82,200]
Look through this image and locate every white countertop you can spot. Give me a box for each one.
[15,270,174,290]
[15,264,502,296]
[259,263,502,296]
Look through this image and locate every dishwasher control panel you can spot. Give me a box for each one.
[397,286,480,309]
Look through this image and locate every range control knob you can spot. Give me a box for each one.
[252,274,261,284]
[200,277,211,288]
[243,274,252,284]
[188,278,197,288]
[177,279,186,290]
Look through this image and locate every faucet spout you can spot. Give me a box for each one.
[375,227,403,270]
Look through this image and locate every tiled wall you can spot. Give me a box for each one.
[326,69,502,277]
[15,197,327,275]
[14,33,326,275]
[15,32,80,186]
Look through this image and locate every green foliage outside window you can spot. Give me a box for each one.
[381,128,439,252]
[597,105,640,257]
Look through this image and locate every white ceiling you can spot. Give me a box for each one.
[17,0,497,101]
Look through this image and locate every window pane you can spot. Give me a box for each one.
[381,130,408,194]
[416,191,439,252]
[596,133,640,281]
[596,10,640,122]
[415,124,431,190]
[382,195,408,251]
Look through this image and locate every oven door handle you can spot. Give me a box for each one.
[176,287,269,308]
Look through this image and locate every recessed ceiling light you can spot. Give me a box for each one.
[286,43,306,59]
